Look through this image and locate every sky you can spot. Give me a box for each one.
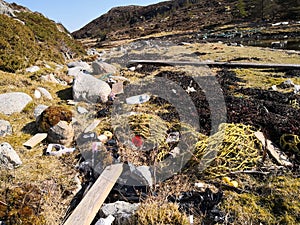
[6,0,166,32]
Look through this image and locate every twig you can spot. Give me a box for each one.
[0,200,8,206]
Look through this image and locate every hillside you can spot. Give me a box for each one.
[0,0,85,72]
[72,0,300,42]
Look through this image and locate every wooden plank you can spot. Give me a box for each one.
[84,119,100,133]
[128,60,300,70]
[254,132,292,167]
[64,163,123,225]
[23,133,48,149]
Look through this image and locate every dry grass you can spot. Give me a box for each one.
[0,70,78,224]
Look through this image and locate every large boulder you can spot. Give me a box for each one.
[0,92,32,115]
[92,61,117,75]
[73,73,111,103]
[0,120,12,136]
[0,142,22,169]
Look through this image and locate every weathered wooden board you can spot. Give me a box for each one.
[128,60,300,70]
[23,133,48,149]
[64,163,123,225]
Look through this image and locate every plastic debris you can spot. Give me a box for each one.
[95,215,115,225]
[222,177,238,188]
[126,94,150,105]
[132,135,143,147]
[166,132,180,143]
[168,189,224,223]
[45,144,76,156]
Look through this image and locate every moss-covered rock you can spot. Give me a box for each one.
[36,106,72,133]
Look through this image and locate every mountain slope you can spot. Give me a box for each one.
[72,0,300,42]
[0,0,85,72]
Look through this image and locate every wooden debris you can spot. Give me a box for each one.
[255,131,293,167]
[23,133,48,149]
[64,163,123,225]
[84,119,100,133]
[128,59,300,70]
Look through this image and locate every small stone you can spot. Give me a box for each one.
[0,120,12,137]
[101,201,140,220]
[37,87,53,100]
[0,142,22,169]
[0,92,32,115]
[34,90,42,99]
[25,66,40,73]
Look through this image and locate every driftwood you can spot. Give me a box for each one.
[64,163,123,225]
[128,60,300,70]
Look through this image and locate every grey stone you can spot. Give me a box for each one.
[0,92,32,115]
[73,73,111,103]
[92,61,117,75]
[101,201,140,224]
[0,120,12,137]
[37,87,53,100]
[34,105,48,119]
[47,121,74,147]
[0,142,22,169]
[25,65,40,73]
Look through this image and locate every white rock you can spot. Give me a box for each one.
[73,73,112,103]
[0,92,32,115]
[0,120,12,136]
[95,215,115,225]
[0,142,22,169]
[34,90,42,99]
[101,201,140,218]
[33,105,48,119]
[37,87,53,100]
[25,66,40,73]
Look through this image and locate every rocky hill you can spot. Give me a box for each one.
[0,0,85,72]
[72,0,300,42]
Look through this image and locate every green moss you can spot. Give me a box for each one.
[0,12,85,72]
[221,175,300,224]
